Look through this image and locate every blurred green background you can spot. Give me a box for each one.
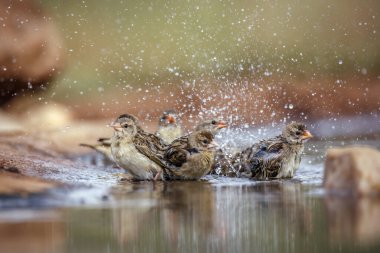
[40,0,379,101]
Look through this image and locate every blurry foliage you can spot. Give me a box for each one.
[40,0,379,97]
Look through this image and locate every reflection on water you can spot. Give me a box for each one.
[0,210,64,253]
[325,196,380,246]
[1,139,380,253]
[1,181,380,253]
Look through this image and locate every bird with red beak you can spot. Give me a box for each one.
[194,118,229,175]
[156,110,183,144]
[194,118,228,135]
[161,130,219,180]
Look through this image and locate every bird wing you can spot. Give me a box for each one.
[164,135,190,167]
[248,137,284,178]
[133,130,168,166]
[132,129,180,172]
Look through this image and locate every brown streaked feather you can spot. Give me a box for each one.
[169,135,190,149]
[133,130,164,162]
[161,130,217,180]
[132,128,180,171]
[232,135,285,178]
[165,147,188,167]
[164,135,191,167]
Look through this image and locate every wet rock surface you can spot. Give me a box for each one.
[324,146,380,195]
[0,109,120,195]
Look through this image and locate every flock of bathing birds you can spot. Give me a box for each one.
[81,110,313,181]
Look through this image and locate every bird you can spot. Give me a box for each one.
[155,110,183,144]
[160,130,219,180]
[194,118,227,135]
[194,118,232,176]
[79,110,181,163]
[231,122,313,179]
[109,113,169,181]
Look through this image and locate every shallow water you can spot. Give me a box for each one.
[1,138,380,253]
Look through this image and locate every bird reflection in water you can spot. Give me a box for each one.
[111,180,215,248]
[110,180,317,252]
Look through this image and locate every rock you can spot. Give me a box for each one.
[0,124,117,186]
[0,0,65,105]
[0,171,57,196]
[323,146,380,195]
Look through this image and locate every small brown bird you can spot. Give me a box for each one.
[156,110,183,144]
[194,118,227,135]
[80,110,181,162]
[194,118,232,175]
[110,114,168,181]
[161,130,218,180]
[231,122,313,179]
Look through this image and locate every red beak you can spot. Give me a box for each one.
[301,130,313,140]
[167,115,176,124]
[216,121,227,129]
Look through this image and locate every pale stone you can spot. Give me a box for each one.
[323,146,380,195]
[21,103,73,129]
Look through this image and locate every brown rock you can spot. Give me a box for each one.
[0,0,65,105]
[0,171,57,195]
[323,146,380,195]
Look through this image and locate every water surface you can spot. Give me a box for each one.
[1,139,380,253]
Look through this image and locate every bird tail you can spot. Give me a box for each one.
[97,137,112,146]
[79,143,96,150]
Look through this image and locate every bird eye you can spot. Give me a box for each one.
[203,139,209,144]
[123,124,129,128]
[295,130,301,135]
[211,120,216,125]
